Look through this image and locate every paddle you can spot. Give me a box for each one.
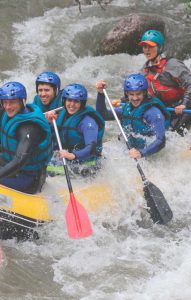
[52,119,93,238]
[103,89,173,225]
[167,107,191,114]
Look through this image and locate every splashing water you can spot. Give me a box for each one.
[0,1,191,299]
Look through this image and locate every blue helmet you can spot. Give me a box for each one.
[62,84,88,102]
[124,74,148,92]
[139,30,165,53]
[0,81,27,101]
[36,71,61,93]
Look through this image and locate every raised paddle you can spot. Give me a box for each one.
[103,89,173,225]
[52,119,93,238]
[167,107,191,114]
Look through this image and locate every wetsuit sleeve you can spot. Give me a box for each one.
[166,58,191,107]
[0,122,45,178]
[96,92,123,120]
[140,107,166,157]
[72,116,99,160]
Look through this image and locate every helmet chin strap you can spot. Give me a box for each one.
[151,45,163,62]
[150,54,160,63]
[22,99,26,107]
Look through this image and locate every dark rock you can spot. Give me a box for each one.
[100,14,165,55]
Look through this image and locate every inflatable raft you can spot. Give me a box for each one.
[0,185,52,241]
[0,182,113,241]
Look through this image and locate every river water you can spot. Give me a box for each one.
[0,0,191,299]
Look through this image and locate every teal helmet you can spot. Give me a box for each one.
[139,30,165,54]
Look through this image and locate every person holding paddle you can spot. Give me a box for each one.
[96,74,170,159]
[46,83,105,177]
[0,81,52,194]
[139,29,191,135]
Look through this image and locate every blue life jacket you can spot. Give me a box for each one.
[1,104,52,171]
[122,97,170,149]
[59,105,105,160]
[33,90,63,112]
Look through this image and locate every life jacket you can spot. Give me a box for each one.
[59,105,105,161]
[144,58,185,106]
[1,104,52,172]
[33,90,63,112]
[122,97,170,149]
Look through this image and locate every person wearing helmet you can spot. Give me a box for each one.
[139,29,191,136]
[33,71,64,149]
[46,83,105,177]
[0,81,52,193]
[96,74,170,159]
[33,71,63,112]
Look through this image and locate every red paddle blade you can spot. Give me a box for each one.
[65,192,93,239]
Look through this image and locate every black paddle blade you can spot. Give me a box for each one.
[144,181,173,225]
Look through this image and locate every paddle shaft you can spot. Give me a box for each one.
[103,89,147,183]
[52,119,81,232]
[167,107,191,114]
[43,106,64,115]
[52,119,73,192]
